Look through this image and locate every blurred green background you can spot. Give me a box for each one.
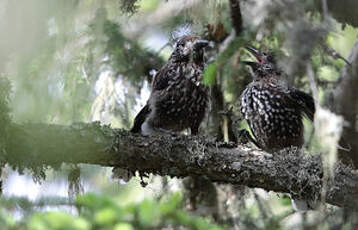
[0,0,357,229]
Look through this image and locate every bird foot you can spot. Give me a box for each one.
[156,128,179,136]
[215,141,237,148]
[237,129,261,149]
[141,122,178,136]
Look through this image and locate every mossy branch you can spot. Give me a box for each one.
[3,122,358,209]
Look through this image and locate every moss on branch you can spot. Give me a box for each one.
[1,122,357,209]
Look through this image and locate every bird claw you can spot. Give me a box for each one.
[237,129,260,149]
[215,141,237,148]
[237,129,250,143]
[157,128,178,136]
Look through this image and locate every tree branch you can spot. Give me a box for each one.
[326,0,358,27]
[333,40,358,167]
[3,122,358,209]
[229,0,243,34]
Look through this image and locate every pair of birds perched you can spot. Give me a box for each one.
[131,36,315,153]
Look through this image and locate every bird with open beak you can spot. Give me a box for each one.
[240,46,315,152]
[240,46,317,211]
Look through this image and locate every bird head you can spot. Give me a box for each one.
[171,36,210,64]
[245,46,276,65]
[243,46,280,80]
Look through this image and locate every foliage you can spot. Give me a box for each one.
[88,8,164,87]
[0,76,11,136]
[203,62,218,85]
[0,76,11,168]
[0,193,227,230]
[119,0,141,14]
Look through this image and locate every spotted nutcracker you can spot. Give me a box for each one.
[131,36,210,135]
[240,46,315,152]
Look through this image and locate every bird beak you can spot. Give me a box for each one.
[245,46,263,63]
[194,39,210,50]
[243,61,260,70]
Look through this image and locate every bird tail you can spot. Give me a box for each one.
[293,90,316,121]
[130,104,150,133]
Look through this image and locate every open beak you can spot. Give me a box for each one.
[245,46,263,63]
[194,39,210,50]
[242,61,260,70]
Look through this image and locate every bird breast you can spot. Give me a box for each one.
[241,83,303,149]
[149,64,208,131]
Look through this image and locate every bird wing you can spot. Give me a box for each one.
[246,120,262,148]
[151,63,177,91]
[130,104,151,133]
[131,63,177,133]
[288,88,315,121]
[239,87,262,148]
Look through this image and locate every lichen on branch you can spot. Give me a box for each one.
[2,122,358,209]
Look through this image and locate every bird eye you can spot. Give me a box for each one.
[178,42,185,48]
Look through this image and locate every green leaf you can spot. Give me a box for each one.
[280,196,292,207]
[114,223,134,230]
[138,200,159,227]
[95,208,117,225]
[139,0,159,12]
[203,62,217,85]
[28,212,90,230]
[77,193,115,210]
[159,192,182,215]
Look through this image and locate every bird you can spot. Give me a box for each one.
[240,46,315,153]
[131,36,210,135]
[240,46,317,211]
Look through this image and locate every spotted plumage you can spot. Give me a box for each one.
[240,47,315,152]
[131,36,209,135]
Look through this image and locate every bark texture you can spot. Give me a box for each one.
[229,0,243,34]
[327,0,358,27]
[3,122,358,209]
[333,40,358,167]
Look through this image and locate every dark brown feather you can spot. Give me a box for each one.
[241,48,315,152]
[131,36,209,135]
[130,104,150,133]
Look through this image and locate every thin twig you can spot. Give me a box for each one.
[306,61,319,102]
[321,0,329,21]
[321,44,351,66]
